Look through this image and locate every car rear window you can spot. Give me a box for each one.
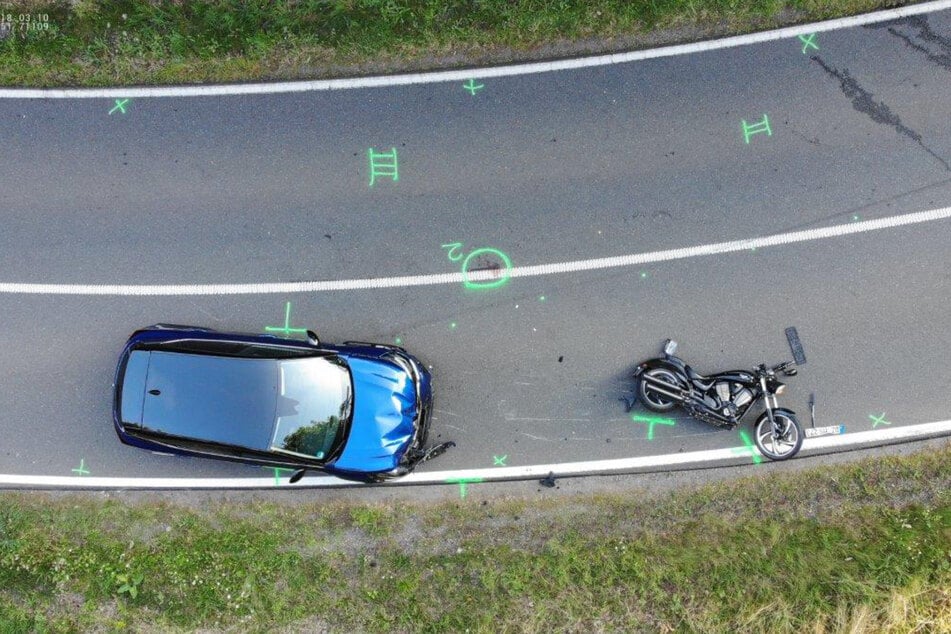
[120,350,151,425]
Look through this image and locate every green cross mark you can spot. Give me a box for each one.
[270,467,294,486]
[109,99,129,115]
[463,79,485,96]
[446,477,483,499]
[493,455,507,466]
[630,414,676,440]
[798,33,819,54]
[741,114,772,144]
[265,301,308,337]
[72,458,90,476]
[732,430,763,464]
[869,412,891,428]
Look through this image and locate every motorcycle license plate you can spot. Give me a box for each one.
[805,424,845,438]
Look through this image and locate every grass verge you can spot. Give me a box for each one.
[0,443,949,632]
[0,0,917,87]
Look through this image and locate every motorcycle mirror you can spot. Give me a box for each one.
[663,339,678,356]
[783,368,798,377]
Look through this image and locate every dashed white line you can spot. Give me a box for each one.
[2,419,948,489]
[1,1,949,98]
[0,205,948,296]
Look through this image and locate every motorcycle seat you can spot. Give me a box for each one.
[687,366,715,390]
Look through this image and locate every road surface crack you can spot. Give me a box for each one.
[811,56,949,172]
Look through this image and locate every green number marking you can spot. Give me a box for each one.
[741,114,772,144]
[463,79,485,96]
[869,412,891,428]
[461,247,513,290]
[109,99,129,115]
[368,147,399,186]
[71,458,90,476]
[630,414,676,440]
[732,430,763,464]
[493,455,507,466]
[264,301,308,337]
[446,476,483,499]
[798,33,819,54]
[441,242,465,262]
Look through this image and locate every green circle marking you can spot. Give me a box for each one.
[461,248,512,289]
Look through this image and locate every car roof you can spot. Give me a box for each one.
[125,350,278,450]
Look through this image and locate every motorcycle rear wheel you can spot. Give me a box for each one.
[753,412,803,460]
[637,368,684,412]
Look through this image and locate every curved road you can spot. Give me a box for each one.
[1,10,950,486]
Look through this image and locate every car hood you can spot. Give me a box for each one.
[330,355,416,473]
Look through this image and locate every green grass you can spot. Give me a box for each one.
[0,0,912,86]
[0,444,949,632]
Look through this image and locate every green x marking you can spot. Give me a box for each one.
[869,412,891,428]
[109,99,129,115]
[71,458,90,476]
[630,414,676,440]
[265,301,308,337]
[493,455,507,466]
[732,430,763,465]
[270,467,294,486]
[445,477,483,499]
[463,79,485,96]
[798,33,819,54]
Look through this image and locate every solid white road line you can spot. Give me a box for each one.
[2,419,948,489]
[1,205,949,296]
[1,1,949,99]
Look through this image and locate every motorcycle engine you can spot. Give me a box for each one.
[712,382,754,417]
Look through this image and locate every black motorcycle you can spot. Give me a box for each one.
[633,339,804,460]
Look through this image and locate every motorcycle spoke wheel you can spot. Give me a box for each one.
[753,413,803,461]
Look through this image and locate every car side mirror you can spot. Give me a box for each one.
[306,330,320,346]
[289,469,306,484]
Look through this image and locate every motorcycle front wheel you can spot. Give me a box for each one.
[753,411,803,460]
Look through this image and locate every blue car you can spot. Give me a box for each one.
[112,325,453,483]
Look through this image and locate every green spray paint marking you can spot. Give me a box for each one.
[732,430,763,464]
[461,247,513,289]
[445,477,483,499]
[463,79,485,96]
[493,455,507,466]
[270,467,294,486]
[742,114,772,144]
[368,147,399,186]
[109,99,129,115]
[798,33,819,54]
[71,459,90,476]
[264,301,308,337]
[869,412,891,428]
[630,414,675,440]
[442,242,464,262]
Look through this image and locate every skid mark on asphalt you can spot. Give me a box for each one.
[811,56,950,171]
[869,14,951,53]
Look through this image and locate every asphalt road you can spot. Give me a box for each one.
[1,12,949,483]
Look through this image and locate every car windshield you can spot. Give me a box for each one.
[270,356,352,461]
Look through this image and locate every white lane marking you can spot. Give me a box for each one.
[2,419,948,489]
[2,1,949,99]
[1,205,949,296]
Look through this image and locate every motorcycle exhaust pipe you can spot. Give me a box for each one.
[641,376,686,401]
